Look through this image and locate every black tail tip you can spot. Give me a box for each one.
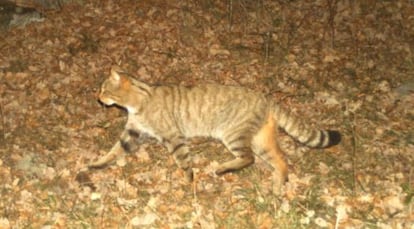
[327,130,341,147]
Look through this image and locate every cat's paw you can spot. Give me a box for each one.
[271,171,287,195]
[87,150,118,169]
[87,161,106,169]
[214,167,228,176]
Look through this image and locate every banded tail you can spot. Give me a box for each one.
[273,104,341,148]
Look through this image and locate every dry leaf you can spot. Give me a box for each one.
[130,213,158,227]
[209,44,230,56]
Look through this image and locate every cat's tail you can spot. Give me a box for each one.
[272,104,341,148]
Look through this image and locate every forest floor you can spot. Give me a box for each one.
[0,0,413,228]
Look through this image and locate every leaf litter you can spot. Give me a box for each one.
[0,0,413,228]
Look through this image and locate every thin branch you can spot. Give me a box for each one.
[0,99,5,143]
[327,0,338,48]
[228,0,233,32]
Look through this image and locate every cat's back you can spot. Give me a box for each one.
[149,83,268,137]
[154,83,266,113]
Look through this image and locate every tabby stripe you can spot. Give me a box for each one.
[175,86,181,114]
[127,129,140,138]
[175,87,187,131]
[195,87,203,116]
[252,111,262,124]
[175,149,189,161]
[246,119,260,130]
[311,131,323,147]
[303,130,318,146]
[171,87,178,117]
[315,131,326,148]
[120,140,132,153]
[138,86,152,97]
[226,135,247,146]
[316,131,329,148]
[172,143,185,153]
[224,130,244,145]
[229,146,251,153]
[181,87,190,122]
[165,87,172,113]
[284,115,298,134]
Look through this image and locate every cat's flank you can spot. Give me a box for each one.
[89,67,341,191]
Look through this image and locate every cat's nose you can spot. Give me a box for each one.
[90,87,98,96]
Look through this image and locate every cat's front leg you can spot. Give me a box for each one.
[89,129,141,168]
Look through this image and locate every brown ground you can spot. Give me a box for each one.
[0,0,413,228]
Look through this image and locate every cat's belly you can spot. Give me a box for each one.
[126,118,162,142]
[181,124,224,139]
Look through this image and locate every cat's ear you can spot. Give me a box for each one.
[110,66,122,82]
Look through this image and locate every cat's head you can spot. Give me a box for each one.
[99,67,151,111]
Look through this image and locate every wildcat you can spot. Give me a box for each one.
[89,67,341,190]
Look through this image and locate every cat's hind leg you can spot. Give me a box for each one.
[252,113,288,193]
[217,133,255,175]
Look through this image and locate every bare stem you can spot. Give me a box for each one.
[0,99,5,143]
[327,0,338,48]
[228,0,233,32]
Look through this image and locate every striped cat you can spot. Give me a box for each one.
[89,67,341,190]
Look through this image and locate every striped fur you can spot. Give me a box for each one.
[89,67,341,190]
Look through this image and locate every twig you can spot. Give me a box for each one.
[350,112,366,194]
[350,113,357,194]
[228,0,233,32]
[327,0,338,48]
[0,99,5,143]
[255,0,264,31]
[264,31,272,64]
